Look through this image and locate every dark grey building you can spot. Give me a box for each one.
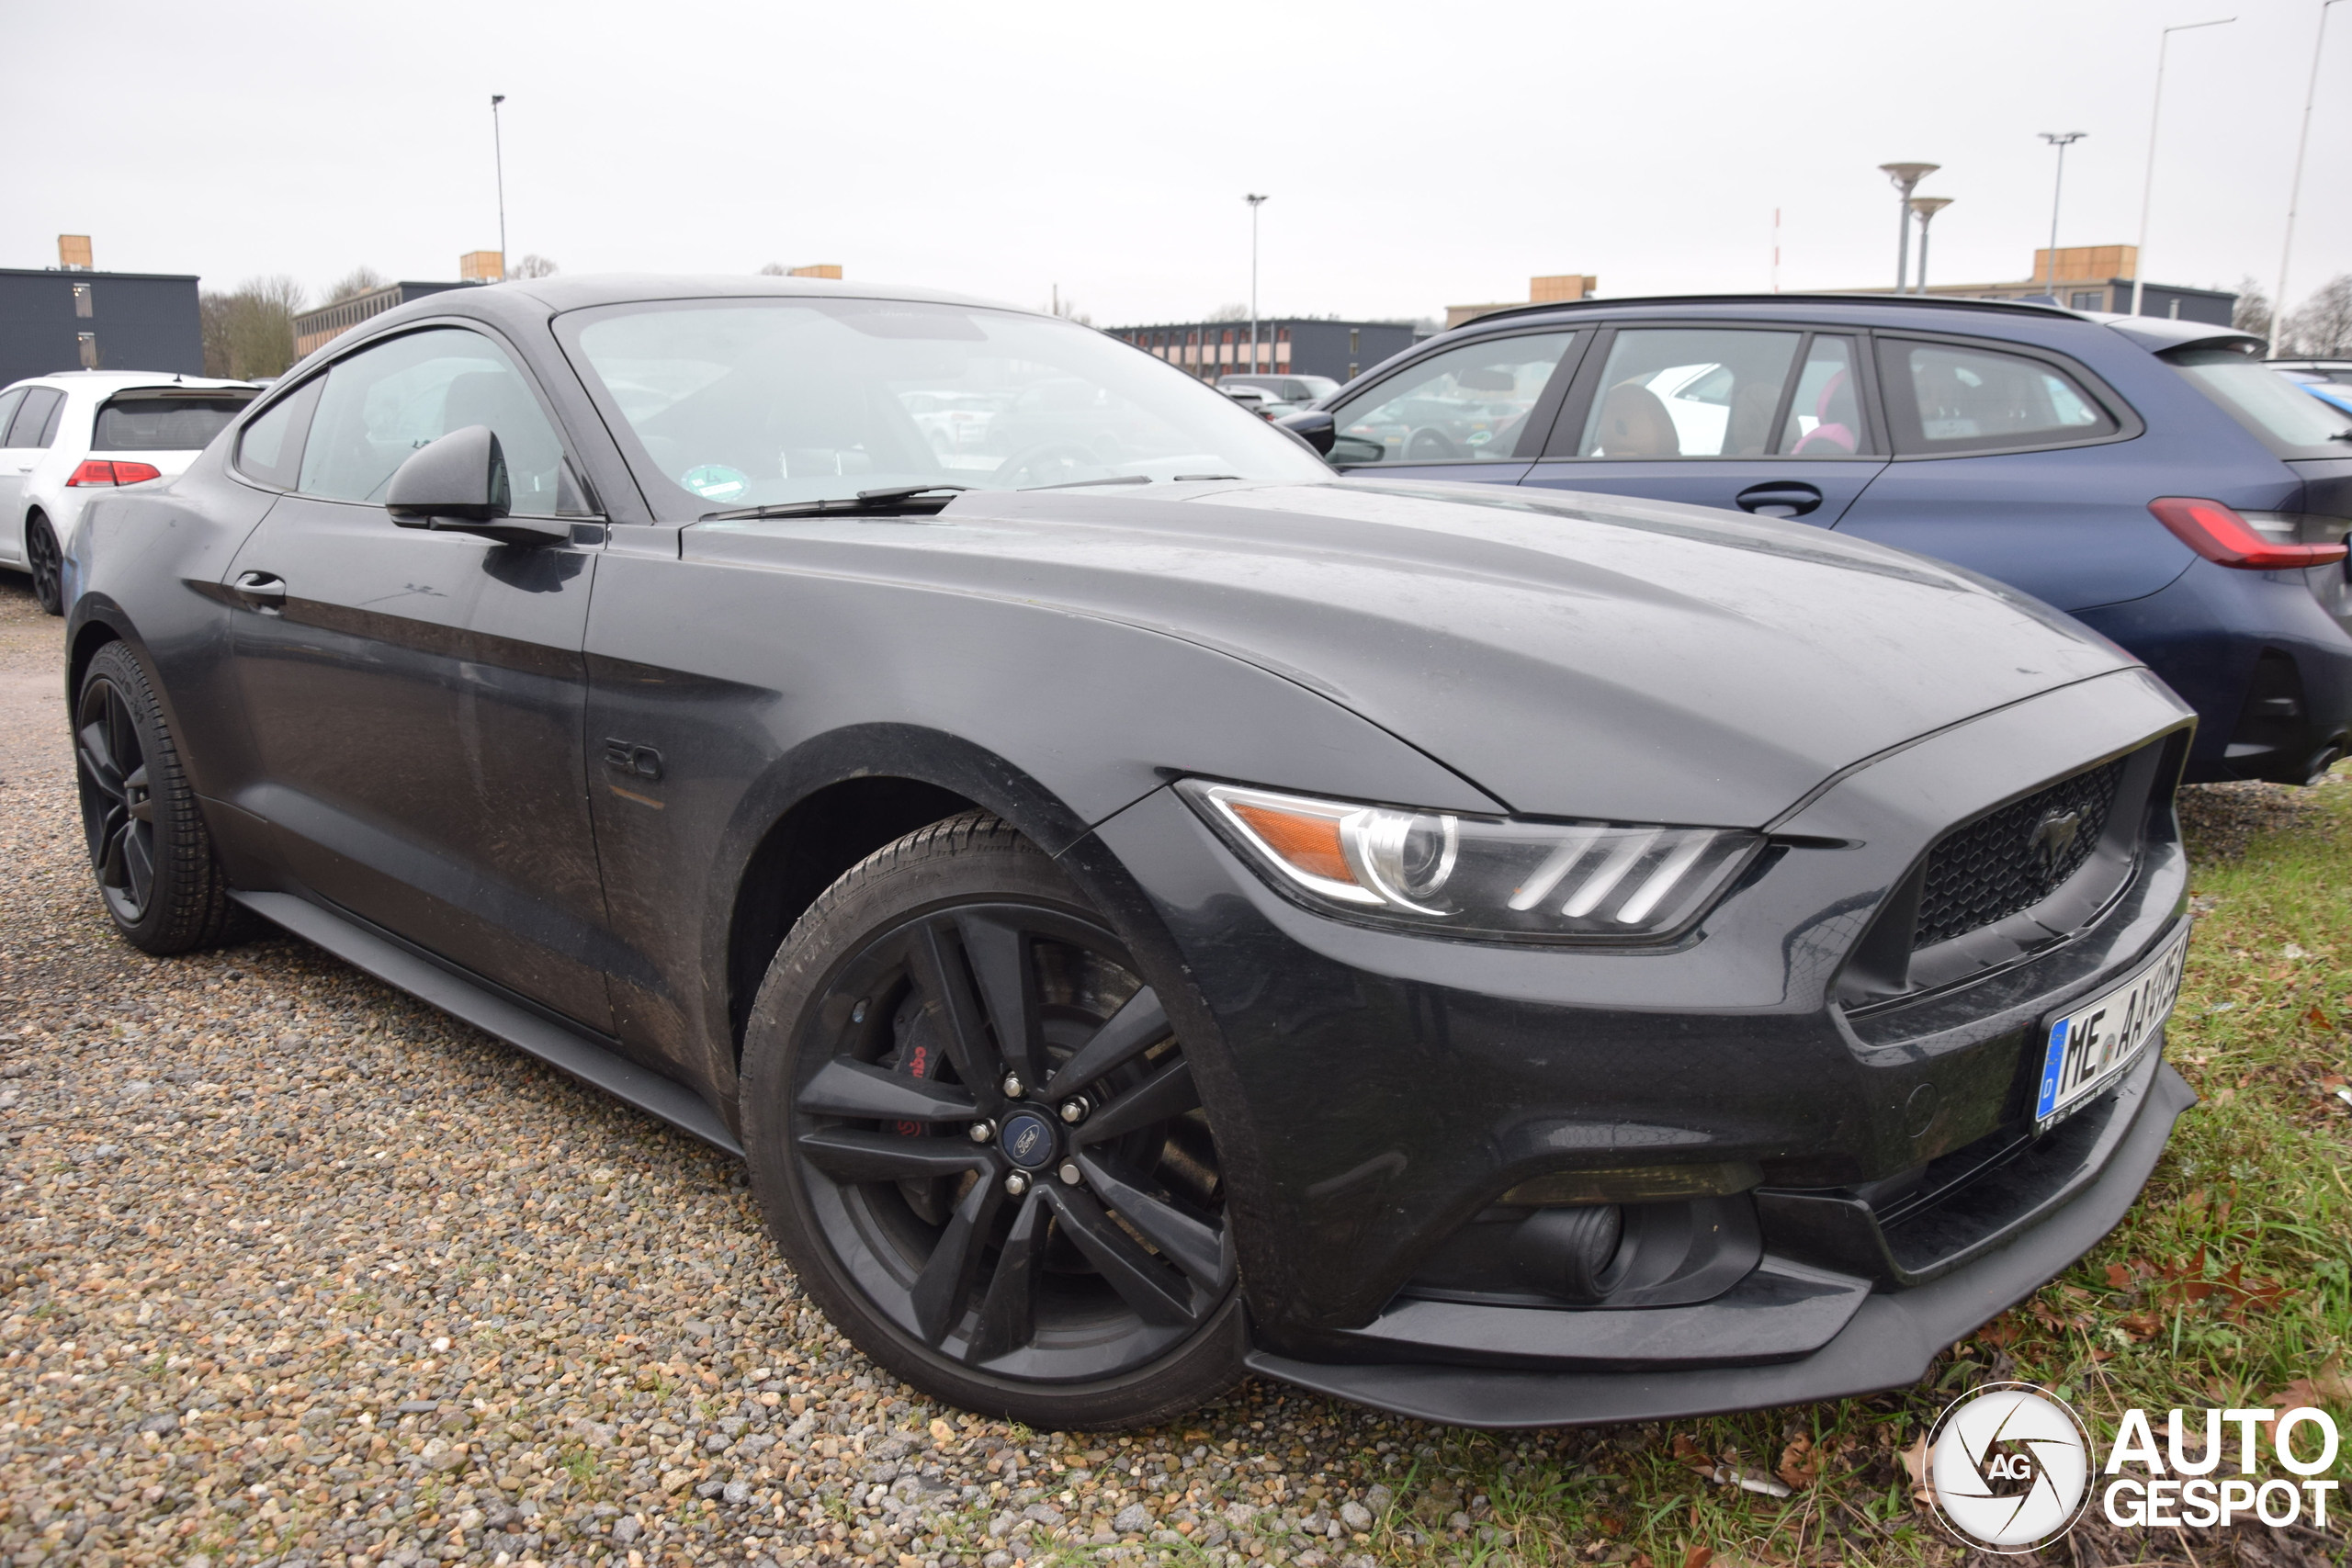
[0,268,202,387]
[1105,318,1421,386]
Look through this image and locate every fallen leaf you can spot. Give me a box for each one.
[2308,1008,2334,1031]
[2120,1312,2162,1341]
[2105,1262,2135,1291]
[1672,1433,1718,1481]
[1898,1433,1932,1505]
[1682,1549,1714,1568]
[1777,1434,1819,1490]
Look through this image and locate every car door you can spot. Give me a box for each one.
[1521,326,1888,523]
[1828,334,2178,613]
[0,386,66,562]
[220,324,618,1029]
[1323,329,1586,486]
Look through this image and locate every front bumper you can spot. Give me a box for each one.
[1248,1055,2193,1427]
[1080,669,2197,1424]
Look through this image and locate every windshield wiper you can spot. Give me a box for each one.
[1022,474,1153,491]
[703,484,970,521]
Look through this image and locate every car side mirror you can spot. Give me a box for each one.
[384,425,570,546]
[1275,408,1336,456]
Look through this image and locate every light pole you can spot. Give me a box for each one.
[491,94,509,281]
[2133,17,2233,319]
[1244,194,1268,380]
[2037,132,2086,299]
[1908,197,1952,293]
[2276,0,2346,346]
[1879,164,1938,293]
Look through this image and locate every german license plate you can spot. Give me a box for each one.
[2034,924,2190,1131]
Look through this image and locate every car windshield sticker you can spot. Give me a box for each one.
[682,464,748,502]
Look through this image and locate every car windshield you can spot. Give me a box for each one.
[2168,347,2352,456]
[563,298,1331,512]
[90,392,255,452]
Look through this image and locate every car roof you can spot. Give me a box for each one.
[4,370,259,394]
[1428,291,2263,359]
[494,272,1023,317]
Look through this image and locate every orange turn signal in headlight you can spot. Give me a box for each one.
[1225,799,1354,886]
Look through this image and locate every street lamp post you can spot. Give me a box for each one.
[1879,164,1939,293]
[1244,194,1268,381]
[2037,132,2086,299]
[2276,0,2346,347]
[1908,197,1953,293]
[2132,17,2234,319]
[491,94,509,281]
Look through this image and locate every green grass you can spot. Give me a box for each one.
[1362,772,2352,1568]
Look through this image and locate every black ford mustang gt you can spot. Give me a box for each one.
[65,276,2197,1431]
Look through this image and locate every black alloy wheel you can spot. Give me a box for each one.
[74,641,245,953]
[743,813,1243,1428]
[26,514,63,616]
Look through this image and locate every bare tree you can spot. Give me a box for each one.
[199,276,308,381]
[2229,276,2272,345]
[2280,274,2352,357]
[324,266,388,305]
[758,262,790,276]
[1205,302,1250,322]
[513,254,560,279]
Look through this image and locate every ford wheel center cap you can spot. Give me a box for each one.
[999,1111,1057,1170]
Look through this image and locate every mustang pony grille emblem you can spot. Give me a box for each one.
[2028,809,2084,873]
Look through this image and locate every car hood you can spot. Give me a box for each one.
[692,479,2139,826]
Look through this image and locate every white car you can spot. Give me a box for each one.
[0,371,259,615]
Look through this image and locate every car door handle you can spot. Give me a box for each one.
[1734,482,1825,519]
[232,570,288,610]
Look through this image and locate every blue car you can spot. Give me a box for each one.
[1286,298,2352,784]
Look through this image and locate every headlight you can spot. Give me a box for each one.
[1179,780,1763,942]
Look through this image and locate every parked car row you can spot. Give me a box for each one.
[0,371,259,614]
[62,274,2210,1432]
[1281,295,2352,785]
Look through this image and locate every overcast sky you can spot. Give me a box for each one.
[7,0,2348,326]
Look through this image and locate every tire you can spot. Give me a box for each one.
[74,641,247,953]
[26,513,62,616]
[741,811,1244,1429]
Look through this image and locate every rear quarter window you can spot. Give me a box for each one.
[1877,338,2124,457]
[2168,346,2352,458]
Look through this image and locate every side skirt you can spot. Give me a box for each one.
[231,889,744,1159]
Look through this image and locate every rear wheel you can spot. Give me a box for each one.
[741,812,1243,1429]
[26,514,62,616]
[74,641,245,953]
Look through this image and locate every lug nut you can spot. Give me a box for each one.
[1057,1161,1083,1186]
[968,1120,996,1145]
[1004,1171,1031,1196]
[1001,1074,1025,1100]
[1058,1097,1089,1124]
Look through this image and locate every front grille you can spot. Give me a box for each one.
[1913,759,2126,949]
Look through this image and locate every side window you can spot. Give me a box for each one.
[0,390,25,446]
[1566,330,1801,458]
[6,388,66,449]
[297,328,582,514]
[1879,339,2120,456]
[1328,332,1577,465]
[1780,336,1866,456]
[235,378,327,490]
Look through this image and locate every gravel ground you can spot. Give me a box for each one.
[0,574,1427,1568]
[2,563,2331,1568]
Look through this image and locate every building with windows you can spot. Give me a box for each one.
[1824,245,2235,325]
[1102,318,1422,385]
[292,279,485,358]
[0,266,202,387]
